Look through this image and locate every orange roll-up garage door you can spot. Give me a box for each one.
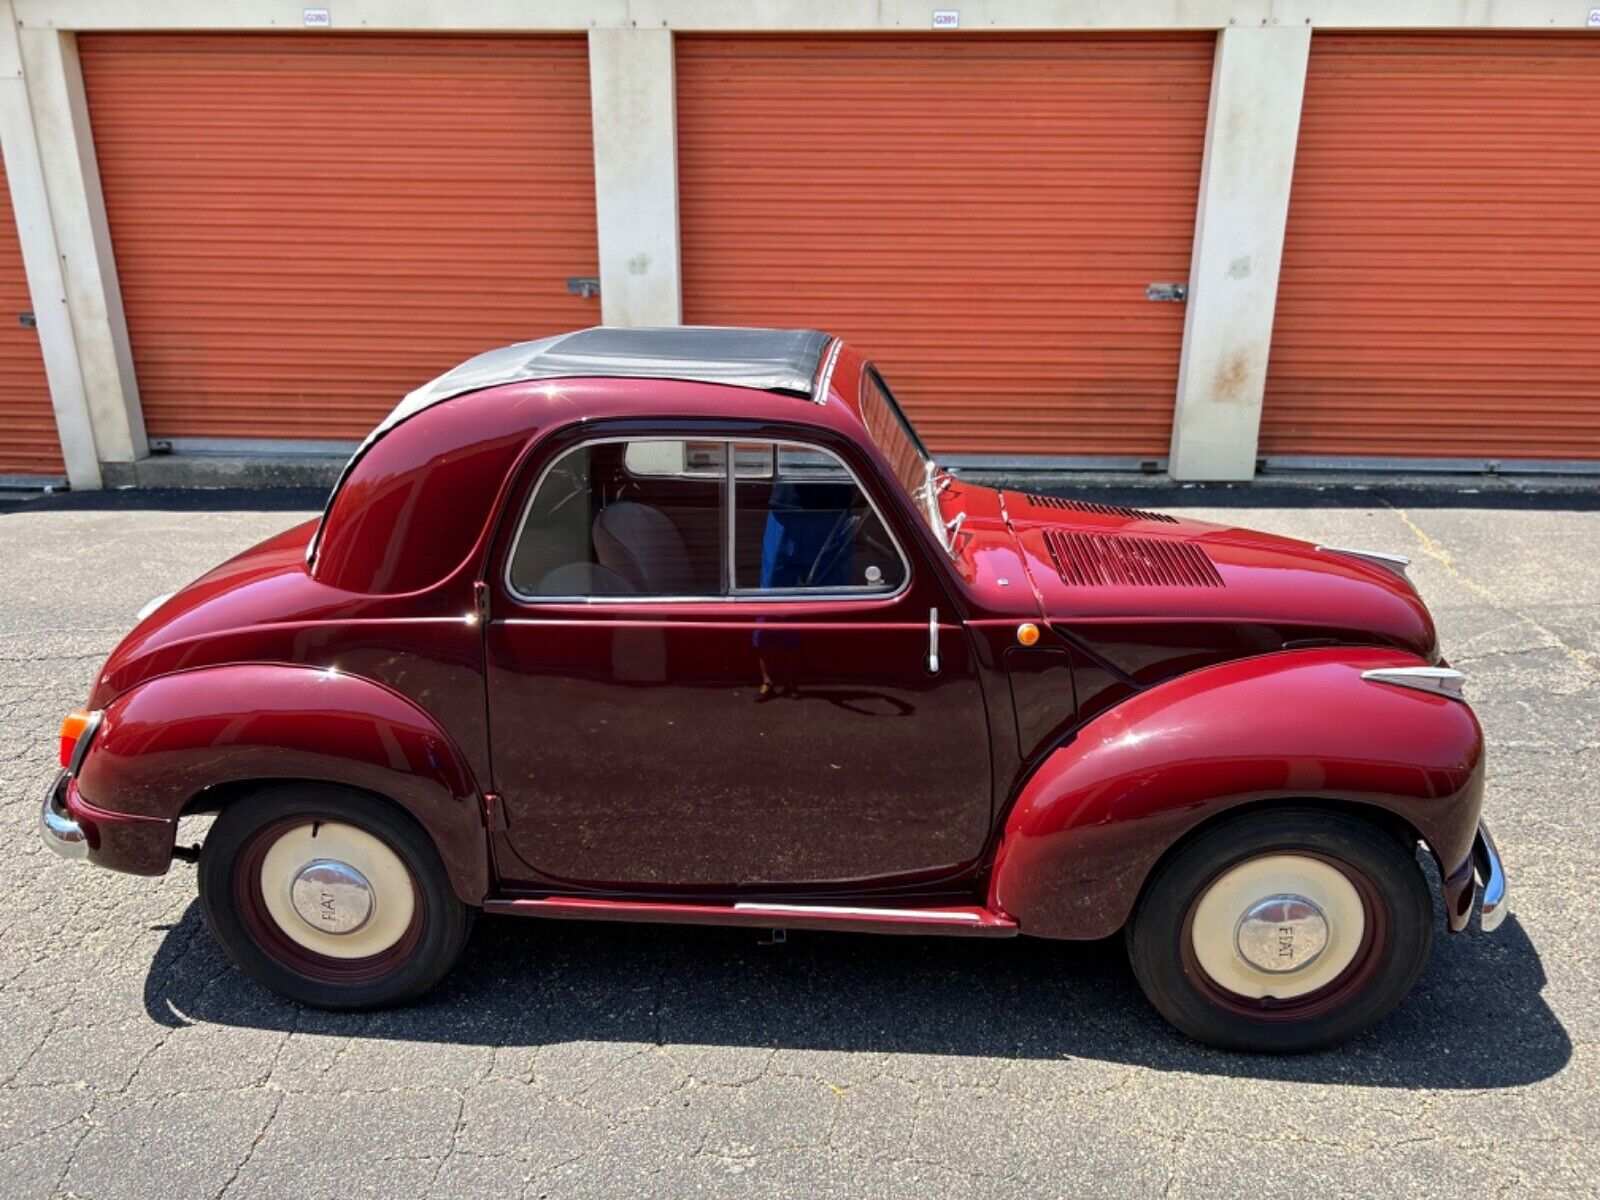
[1263,34,1600,460]
[0,159,64,476]
[78,35,598,442]
[677,36,1212,459]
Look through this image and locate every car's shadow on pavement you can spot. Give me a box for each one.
[143,900,1568,1089]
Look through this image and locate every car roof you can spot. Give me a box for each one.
[378,326,833,441]
[307,329,861,572]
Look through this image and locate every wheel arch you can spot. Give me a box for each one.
[74,663,492,903]
[987,648,1485,939]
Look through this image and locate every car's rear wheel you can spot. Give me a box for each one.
[1125,809,1432,1052]
[198,785,472,1008]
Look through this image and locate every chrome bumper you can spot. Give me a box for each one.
[1472,821,1508,932]
[39,770,89,861]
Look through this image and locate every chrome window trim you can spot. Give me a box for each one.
[501,434,913,607]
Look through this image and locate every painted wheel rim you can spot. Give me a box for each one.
[235,817,423,983]
[1180,851,1387,1021]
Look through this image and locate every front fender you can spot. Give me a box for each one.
[988,647,1485,939]
[74,663,490,903]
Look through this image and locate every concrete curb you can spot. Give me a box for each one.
[99,454,346,490]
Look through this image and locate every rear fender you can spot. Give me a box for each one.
[988,648,1485,939]
[74,663,490,902]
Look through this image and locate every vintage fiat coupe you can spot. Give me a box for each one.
[40,327,1506,1051]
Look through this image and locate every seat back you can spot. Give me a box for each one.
[592,501,699,595]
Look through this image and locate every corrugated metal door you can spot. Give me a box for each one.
[677,36,1212,458]
[78,34,598,441]
[1263,34,1600,460]
[0,158,64,476]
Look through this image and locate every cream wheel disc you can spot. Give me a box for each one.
[258,822,416,960]
[1188,854,1366,1001]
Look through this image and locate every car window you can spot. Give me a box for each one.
[509,437,905,600]
[509,439,726,598]
[732,443,905,594]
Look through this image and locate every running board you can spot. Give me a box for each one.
[482,895,1018,938]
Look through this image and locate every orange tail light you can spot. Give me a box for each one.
[59,709,93,769]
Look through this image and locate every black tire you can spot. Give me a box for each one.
[198,784,473,1009]
[1125,809,1432,1053]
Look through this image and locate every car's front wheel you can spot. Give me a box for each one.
[1125,809,1432,1052]
[198,784,472,1008]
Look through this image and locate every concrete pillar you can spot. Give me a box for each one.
[0,2,99,486]
[1168,25,1310,482]
[16,24,145,469]
[588,27,681,328]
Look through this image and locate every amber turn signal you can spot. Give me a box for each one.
[58,709,92,769]
[1016,623,1041,647]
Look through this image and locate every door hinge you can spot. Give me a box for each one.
[1145,282,1188,303]
[473,579,490,626]
[926,607,941,675]
[482,791,509,831]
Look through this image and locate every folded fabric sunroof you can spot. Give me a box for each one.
[399,326,832,421]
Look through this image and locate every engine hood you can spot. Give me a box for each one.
[1006,489,1434,672]
[947,485,1436,690]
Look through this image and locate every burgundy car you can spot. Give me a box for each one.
[40,328,1505,1051]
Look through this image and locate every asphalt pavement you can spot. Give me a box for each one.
[0,483,1594,1198]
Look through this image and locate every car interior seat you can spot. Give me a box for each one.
[592,501,698,595]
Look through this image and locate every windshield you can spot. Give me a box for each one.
[859,367,953,551]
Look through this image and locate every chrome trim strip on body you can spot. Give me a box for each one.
[1317,545,1412,578]
[135,592,175,622]
[1360,665,1466,699]
[39,771,89,861]
[1473,822,1508,932]
[731,902,983,922]
[810,337,844,405]
[502,434,912,607]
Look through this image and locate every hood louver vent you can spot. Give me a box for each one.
[1025,495,1178,523]
[1043,531,1224,589]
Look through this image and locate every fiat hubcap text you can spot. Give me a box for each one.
[1234,893,1329,973]
[289,858,375,935]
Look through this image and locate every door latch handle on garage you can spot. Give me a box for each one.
[567,277,600,299]
[1145,283,1188,302]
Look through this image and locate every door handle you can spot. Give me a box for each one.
[927,607,941,675]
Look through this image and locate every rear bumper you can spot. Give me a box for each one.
[1441,821,1508,933]
[39,770,88,860]
[37,769,176,875]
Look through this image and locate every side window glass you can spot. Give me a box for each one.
[733,443,905,594]
[509,438,905,600]
[509,440,726,597]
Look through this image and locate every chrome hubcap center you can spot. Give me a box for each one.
[1235,893,1328,973]
[289,859,375,935]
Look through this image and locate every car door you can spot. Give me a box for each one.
[484,430,993,891]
